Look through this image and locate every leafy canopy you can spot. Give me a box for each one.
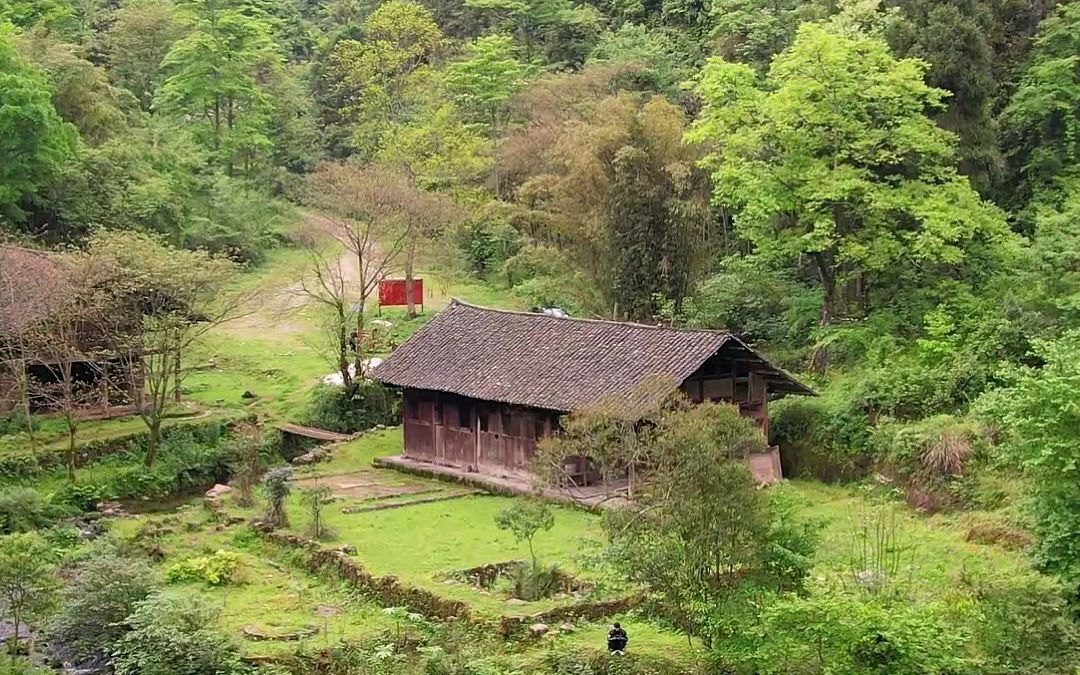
[0,29,77,221]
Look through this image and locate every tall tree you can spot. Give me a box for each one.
[16,33,128,144]
[464,0,601,66]
[0,30,77,225]
[503,86,710,320]
[688,24,1009,372]
[154,0,282,176]
[103,0,183,111]
[85,231,249,466]
[447,34,535,196]
[327,0,445,156]
[302,162,410,378]
[1000,1,1080,228]
[886,0,1001,194]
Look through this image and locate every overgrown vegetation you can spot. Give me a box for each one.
[4,0,1080,669]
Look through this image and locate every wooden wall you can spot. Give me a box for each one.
[680,354,770,438]
[401,389,556,478]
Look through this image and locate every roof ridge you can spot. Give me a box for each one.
[447,298,731,337]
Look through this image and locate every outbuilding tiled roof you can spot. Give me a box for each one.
[371,300,813,412]
[0,246,70,335]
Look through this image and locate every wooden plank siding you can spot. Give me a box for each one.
[401,388,552,477]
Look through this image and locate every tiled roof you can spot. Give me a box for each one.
[371,300,813,412]
[0,246,70,335]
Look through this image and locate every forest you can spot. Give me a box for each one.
[2,0,1080,671]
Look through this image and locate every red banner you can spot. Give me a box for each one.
[378,278,423,308]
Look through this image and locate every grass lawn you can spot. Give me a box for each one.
[782,480,1036,593]
[278,492,603,617]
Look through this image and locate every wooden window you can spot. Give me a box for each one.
[458,401,473,428]
[479,412,490,432]
[404,396,420,421]
[501,411,514,436]
[533,417,546,440]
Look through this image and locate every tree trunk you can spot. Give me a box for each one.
[173,353,182,404]
[67,419,77,482]
[810,252,836,375]
[490,112,503,200]
[404,242,417,320]
[353,306,366,381]
[19,371,33,441]
[145,418,161,467]
[338,308,352,389]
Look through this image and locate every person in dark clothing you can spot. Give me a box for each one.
[607,623,628,653]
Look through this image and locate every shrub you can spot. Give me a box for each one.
[227,424,265,507]
[0,487,58,534]
[44,554,156,669]
[302,485,333,540]
[965,570,1080,674]
[0,533,58,653]
[868,415,993,510]
[454,215,522,276]
[729,589,978,674]
[494,499,555,569]
[763,487,821,593]
[303,381,399,434]
[164,550,243,586]
[770,394,872,481]
[111,594,244,675]
[983,331,1080,597]
[504,561,564,602]
[0,657,53,675]
[264,466,293,528]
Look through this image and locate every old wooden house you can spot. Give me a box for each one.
[371,300,813,484]
[0,246,142,419]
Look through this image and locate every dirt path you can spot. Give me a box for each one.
[224,214,366,337]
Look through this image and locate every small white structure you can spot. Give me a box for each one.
[322,358,384,386]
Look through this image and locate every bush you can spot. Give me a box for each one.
[263,466,293,528]
[44,554,156,669]
[503,561,564,602]
[868,415,993,511]
[984,331,1080,597]
[770,394,872,482]
[0,487,58,533]
[49,425,236,510]
[727,589,978,674]
[303,381,399,434]
[965,570,1080,674]
[454,215,522,277]
[164,550,244,586]
[111,594,244,675]
[763,487,821,593]
[181,175,295,264]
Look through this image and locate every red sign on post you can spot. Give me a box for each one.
[378,278,423,310]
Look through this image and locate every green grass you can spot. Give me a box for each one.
[300,428,404,475]
[116,512,397,658]
[277,491,602,617]
[783,480,1035,594]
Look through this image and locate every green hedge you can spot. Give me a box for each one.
[0,418,241,480]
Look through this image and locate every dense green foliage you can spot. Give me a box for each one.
[303,381,400,434]
[44,554,156,669]
[111,594,244,675]
[4,0,1080,668]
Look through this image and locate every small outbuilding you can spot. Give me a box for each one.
[0,246,142,419]
[371,300,813,484]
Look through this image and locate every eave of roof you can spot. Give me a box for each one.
[371,299,814,411]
